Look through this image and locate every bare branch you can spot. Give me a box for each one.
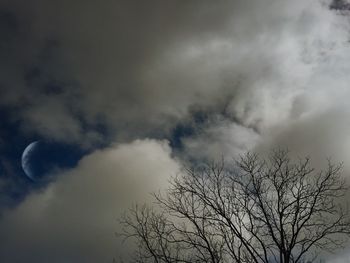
[120,150,350,263]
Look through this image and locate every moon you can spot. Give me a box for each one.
[21,141,39,180]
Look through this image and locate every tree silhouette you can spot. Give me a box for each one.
[120,150,350,263]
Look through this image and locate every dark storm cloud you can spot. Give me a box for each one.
[330,0,350,10]
[1,0,350,262]
[0,0,317,144]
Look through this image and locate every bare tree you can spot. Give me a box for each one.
[119,150,350,263]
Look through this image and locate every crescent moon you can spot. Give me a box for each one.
[21,141,39,180]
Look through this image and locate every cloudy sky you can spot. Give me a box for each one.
[1,0,350,262]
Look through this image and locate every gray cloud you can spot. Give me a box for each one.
[0,0,331,143]
[183,118,260,161]
[0,139,180,262]
[2,0,350,261]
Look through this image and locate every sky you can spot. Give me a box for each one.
[1,0,350,262]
